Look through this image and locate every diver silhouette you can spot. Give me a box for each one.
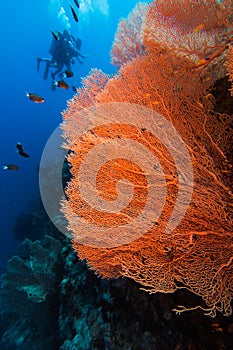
[37,30,85,82]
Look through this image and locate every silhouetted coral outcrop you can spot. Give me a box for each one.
[0,235,62,350]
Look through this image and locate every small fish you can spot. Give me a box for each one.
[197,101,204,108]
[70,4,79,22]
[211,323,223,332]
[203,76,211,83]
[204,93,213,99]
[194,59,208,68]
[50,29,59,41]
[193,23,204,32]
[54,80,69,89]
[16,142,30,158]
[3,164,19,171]
[26,92,45,103]
[65,70,74,78]
[74,0,80,8]
[211,323,220,328]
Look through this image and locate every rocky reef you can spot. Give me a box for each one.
[1,201,233,349]
[0,234,62,350]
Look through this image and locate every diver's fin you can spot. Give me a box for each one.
[83,52,96,58]
[43,62,50,80]
[37,58,41,72]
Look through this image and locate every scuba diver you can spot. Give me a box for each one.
[37,29,86,83]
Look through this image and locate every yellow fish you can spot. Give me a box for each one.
[194,59,207,67]
[197,101,204,108]
[193,23,204,32]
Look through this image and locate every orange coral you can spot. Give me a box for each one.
[143,0,233,76]
[61,1,233,316]
[62,68,109,120]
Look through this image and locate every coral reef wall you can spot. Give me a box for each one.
[1,219,233,349]
[0,235,62,350]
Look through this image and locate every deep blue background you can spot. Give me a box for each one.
[0,0,140,274]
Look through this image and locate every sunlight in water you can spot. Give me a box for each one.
[80,0,109,16]
[49,0,71,29]
[49,0,109,27]
[57,6,71,29]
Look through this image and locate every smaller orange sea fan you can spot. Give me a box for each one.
[62,68,109,120]
[110,2,148,67]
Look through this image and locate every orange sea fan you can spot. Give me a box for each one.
[62,68,109,120]
[61,40,233,316]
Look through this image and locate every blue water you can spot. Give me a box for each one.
[0,0,140,274]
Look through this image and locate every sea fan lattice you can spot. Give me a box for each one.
[61,2,233,316]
